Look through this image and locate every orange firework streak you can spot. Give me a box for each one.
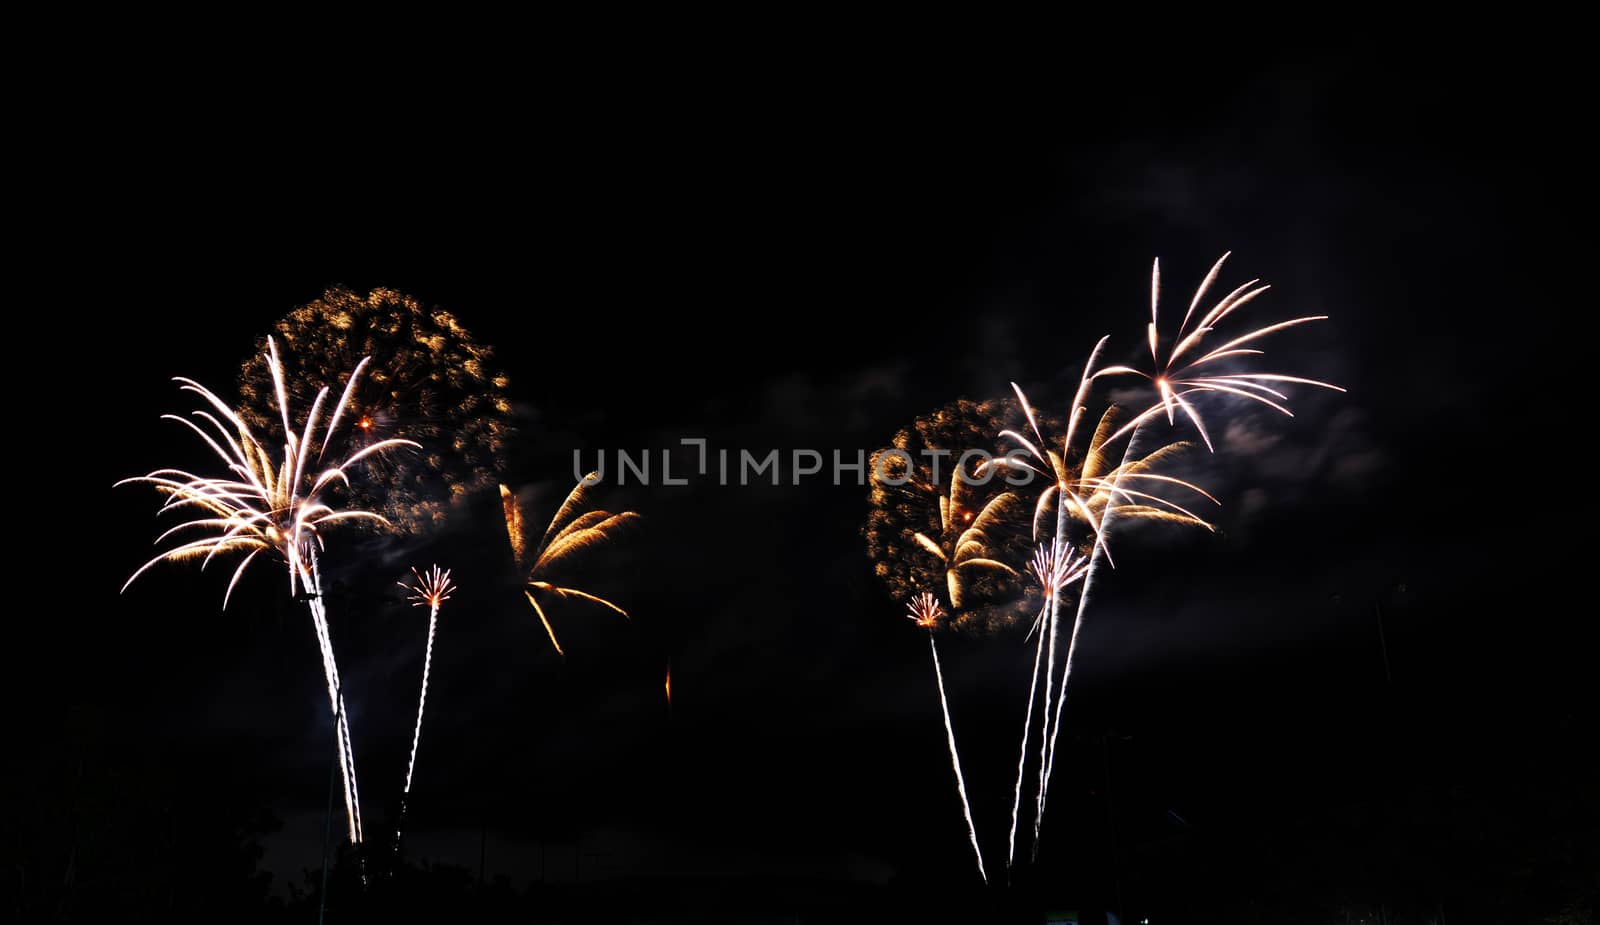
[501,476,638,657]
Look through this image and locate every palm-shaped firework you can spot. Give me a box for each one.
[392,564,455,862]
[119,337,417,845]
[1001,396,1218,550]
[1108,253,1346,450]
[1009,254,1341,856]
[912,477,1021,612]
[502,477,638,656]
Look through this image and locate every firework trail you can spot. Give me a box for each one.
[400,565,455,795]
[392,565,455,860]
[239,287,513,535]
[502,476,638,656]
[309,585,365,844]
[1006,540,1087,869]
[907,593,987,884]
[118,337,416,844]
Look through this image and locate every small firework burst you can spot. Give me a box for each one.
[1027,540,1088,601]
[400,564,456,610]
[239,287,514,534]
[904,592,944,628]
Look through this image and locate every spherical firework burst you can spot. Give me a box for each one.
[238,286,514,535]
[865,398,1037,632]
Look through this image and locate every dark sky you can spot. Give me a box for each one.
[19,46,1590,921]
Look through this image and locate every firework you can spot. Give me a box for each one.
[1006,539,1088,869]
[860,256,1337,870]
[391,564,455,862]
[1000,391,1217,552]
[1106,254,1346,450]
[907,593,987,883]
[866,399,1032,632]
[503,477,638,656]
[867,401,1049,878]
[905,591,943,629]
[399,565,455,796]
[1001,383,1219,846]
[239,287,514,535]
[119,337,416,844]
[501,483,527,569]
[1010,254,1340,852]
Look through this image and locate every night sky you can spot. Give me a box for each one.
[18,47,1591,922]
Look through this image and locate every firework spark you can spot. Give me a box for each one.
[503,477,638,656]
[239,287,514,535]
[118,336,416,844]
[907,593,987,883]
